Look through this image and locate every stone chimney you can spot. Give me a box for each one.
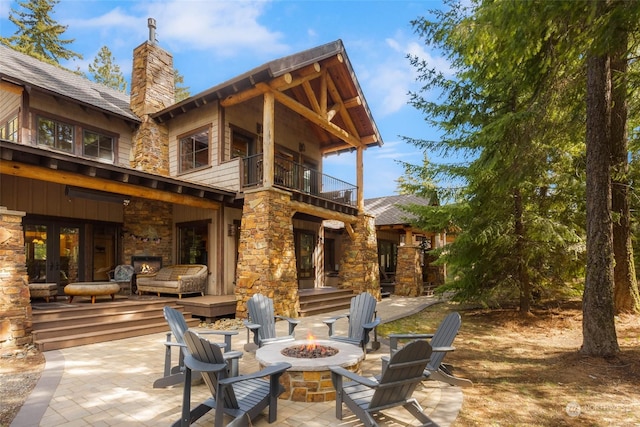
[129,18,174,175]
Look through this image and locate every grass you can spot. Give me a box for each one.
[377,299,640,426]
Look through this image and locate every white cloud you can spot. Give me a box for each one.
[139,1,288,56]
[65,1,288,59]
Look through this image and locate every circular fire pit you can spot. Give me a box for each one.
[256,339,364,402]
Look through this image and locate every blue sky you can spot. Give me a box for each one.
[1,0,450,199]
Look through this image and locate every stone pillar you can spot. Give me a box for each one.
[123,199,173,266]
[235,188,299,318]
[129,40,174,175]
[0,207,31,352]
[394,245,423,297]
[339,213,380,299]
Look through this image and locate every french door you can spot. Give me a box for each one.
[24,222,81,294]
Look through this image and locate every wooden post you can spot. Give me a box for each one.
[263,91,275,188]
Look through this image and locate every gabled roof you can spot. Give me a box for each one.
[0,44,139,123]
[365,194,434,227]
[153,39,383,156]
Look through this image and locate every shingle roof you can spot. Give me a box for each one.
[364,194,434,226]
[0,44,139,122]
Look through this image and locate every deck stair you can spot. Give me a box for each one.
[298,288,355,317]
[31,297,198,352]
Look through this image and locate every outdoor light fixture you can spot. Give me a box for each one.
[65,186,130,205]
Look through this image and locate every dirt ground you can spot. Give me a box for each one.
[1,300,639,426]
[0,347,45,426]
[378,299,640,426]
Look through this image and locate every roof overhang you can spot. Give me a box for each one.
[0,140,238,209]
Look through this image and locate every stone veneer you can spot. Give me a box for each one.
[0,207,31,352]
[235,188,299,318]
[394,245,424,297]
[130,40,174,175]
[338,214,381,299]
[122,199,173,267]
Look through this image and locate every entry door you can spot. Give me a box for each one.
[25,223,81,294]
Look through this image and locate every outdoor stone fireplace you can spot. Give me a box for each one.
[256,337,364,402]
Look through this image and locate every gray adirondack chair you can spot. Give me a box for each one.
[153,305,242,388]
[386,312,472,387]
[175,330,291,427]
[323,292,381,356]
[244,293,300,348]
[330,339,438,427]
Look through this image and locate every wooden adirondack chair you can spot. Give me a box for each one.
[387,312,472,387]
[330,339,438,427]
[153,305,242,388]
[175,330,291,427]
[323,292,381,356]
[244,293,300,348]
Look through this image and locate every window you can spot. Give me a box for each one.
[179,129,209,172]
[1,115,18,141]
[295,230,316,279]
[177,221,209,264]
[37,116,74,152]
[83,129,114,161]
[231,128,255,159]
[378,239,398,274]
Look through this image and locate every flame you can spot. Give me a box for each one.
[306,332,317,352]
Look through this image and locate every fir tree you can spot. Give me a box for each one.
[88,46,127,93]
[0,0,81,65]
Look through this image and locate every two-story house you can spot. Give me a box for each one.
[0,20,383,318]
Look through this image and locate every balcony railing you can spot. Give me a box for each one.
[242,153,356,206]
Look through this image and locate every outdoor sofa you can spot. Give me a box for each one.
[136,264,208,298]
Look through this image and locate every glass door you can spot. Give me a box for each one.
[25,222,81,294]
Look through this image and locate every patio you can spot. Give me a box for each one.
[12,295,463,426]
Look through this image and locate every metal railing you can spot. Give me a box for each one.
[242,153,356,206]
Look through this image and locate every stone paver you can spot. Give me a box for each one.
[12,295,463,427]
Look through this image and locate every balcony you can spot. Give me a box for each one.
[242,154,358,213]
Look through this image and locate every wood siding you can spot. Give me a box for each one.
[1,176,124,222]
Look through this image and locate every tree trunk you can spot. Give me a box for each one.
[610,23,640,314]
[513,188,530,314]
[582,46,619,356]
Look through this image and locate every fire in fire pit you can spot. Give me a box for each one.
[281,333,339,359]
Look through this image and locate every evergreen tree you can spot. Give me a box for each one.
[88,46,127,93]
[174,68,190,102]
[403,0,585,313]
[0,0,81,65]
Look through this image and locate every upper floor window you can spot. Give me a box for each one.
[231,127,255,159]
[0,115,18,141]
[37,116,74,153]
[83,129,114,161]
[179,128,209,173]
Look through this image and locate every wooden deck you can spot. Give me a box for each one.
[29,288,358,350]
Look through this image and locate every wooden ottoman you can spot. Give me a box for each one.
[28,283,58,302]
[64,282,121,304]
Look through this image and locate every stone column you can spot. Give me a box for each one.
[394,245,423,297]
[129,40,174,176]
[0,207,31,352]
[339,213,381,299]
[235,188,299,318]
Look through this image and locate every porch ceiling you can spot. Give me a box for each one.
[0,140,238,209]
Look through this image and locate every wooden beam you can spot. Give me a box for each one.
[289,200,357,224]
[326,74,359,137]
[357,147,364,212]
[220,73,293,107]
[1,161,221,209]
[302,81,321,114]
[345,222,355,239]
[258,82,363,148]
